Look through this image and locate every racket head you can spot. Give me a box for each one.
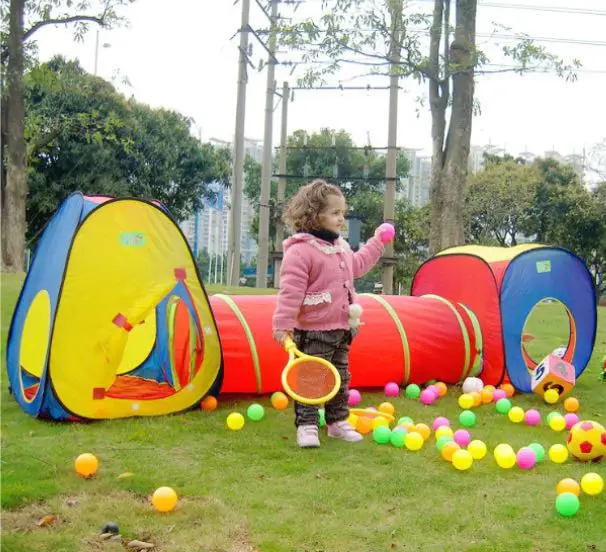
[281,356,341,405]
[349,408,395,422]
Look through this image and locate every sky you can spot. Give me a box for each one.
[32,0,606,161]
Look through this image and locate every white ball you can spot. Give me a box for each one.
[462,377,484,395]
[348,303,363,319]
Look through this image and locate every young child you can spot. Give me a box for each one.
[272,179,391,448]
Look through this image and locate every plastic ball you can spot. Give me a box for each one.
[390,428,407,448]
[452,449,474,471]
[458,394,474,410]
[495,398,512,414]
[347,413,359,428]
[564,413,579,430]
[548,444,569,464]
[516,447,537,469]
[508,406,525,423]
[151,486,178,513]
[378,222,395,243]
[492,389,507,402]
[528,442,546,463]
[555,492,580,517]
[494,444,516,469]
[544,388,560,404]
[549,414,567,432]
[435,426,454,440]
[420,389,436,405]
[356,416,373,435]
[405,384,421,399]
[580,472,604,496]
[270,392,289,410]
[462,377,484,394]
[426,384,439,398]
[200,396,218,411]
[546,411,560,424]
[347,389,362,406]
[470,391,482,407]
[434,382,448,397]
[499,383,515,397]
[373,425,392,445]
[467,439,487,460]
[371,416,390,430]
[414,423,431,441]
[432,416,450,431]
[384,382,399,397]
[524,409,541,426]
[246,403,265,421]
[74,453,99,478]
[441,441,460,462]
[405,431,424,451]
[564,397,580,413]
[226,412,245,430]
[378,402,395,416]
[453,429,471,448]
[567,420,605,462]
[480,388,494,404]
[436,435,453,452]
[459,410,476,428]
[556,478,580,496]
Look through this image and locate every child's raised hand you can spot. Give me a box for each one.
[375,222,395,243]
[273,330,293,346]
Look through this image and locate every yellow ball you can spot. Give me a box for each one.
[414,423,431,441]
[378,402,395,416]
[371,416,390,430]
[548,444,569,464]
[580,473,604,496]
[452,449,474,471]
[435,426,454,440]
[458,394,474,409]
[405,431,424,451]
[467,439,487,460]
[493,443,516,469]
[544,388,560,404]
[226,412,245,430]
[152,486,178,513]
[74,453,99,478]
[508,406,525,423]
[347,413,359,428]
[549,414,567,432]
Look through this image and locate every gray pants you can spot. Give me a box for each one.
[292,329,353,427]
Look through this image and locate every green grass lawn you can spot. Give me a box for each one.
[1,272,605,552]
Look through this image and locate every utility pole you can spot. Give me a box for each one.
[256,0,279,288]
[273,81,290,288]
[382,0,401,295]
[227,0,251,286]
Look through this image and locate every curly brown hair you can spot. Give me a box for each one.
[283,180,344,233]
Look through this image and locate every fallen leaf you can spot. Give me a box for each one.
[126,539,155,550]
[117,472,135,480]
[36,514,57,527]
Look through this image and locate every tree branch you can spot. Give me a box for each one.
[23,14,106,42]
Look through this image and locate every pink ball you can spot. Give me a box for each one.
[426,385,439,399]
[492,389,507,402]
[564,412,579,430]
[347,389,361,406]
[378,222,395,243]
[384,382,400,397]
[420,389,436,405]
[432,416,450,431]
[524,409,541,426]
[453,429,471,447]
[516,447,537,469]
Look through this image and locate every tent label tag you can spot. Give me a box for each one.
[120,232,147,247]
[535,260,551,274]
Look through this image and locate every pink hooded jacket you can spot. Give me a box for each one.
[272,233,385,332]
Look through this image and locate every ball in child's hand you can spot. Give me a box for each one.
[377,222,395,243]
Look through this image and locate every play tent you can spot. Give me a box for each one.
[411,244,597,391]
[6,193,222,421]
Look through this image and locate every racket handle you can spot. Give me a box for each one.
[283,337,296,352]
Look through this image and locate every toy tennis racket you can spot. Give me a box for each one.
[281,337,341,405]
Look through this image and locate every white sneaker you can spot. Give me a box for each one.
[327,420,363,442]
[297,425,320,448]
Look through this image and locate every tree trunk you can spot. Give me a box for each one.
[2,0,27,273]
[428,0,477,255]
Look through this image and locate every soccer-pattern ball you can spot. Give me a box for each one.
[567,420,606,462]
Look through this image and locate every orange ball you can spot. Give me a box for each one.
[200,396,218,411]
[434,382,448,397]
[470,391,482,407]
[481,389,494,404]
[378,402,395,416]
[441,441,460,462]
[401,422,415,432]
[499,383,515,397]
[563,397,580,413]
[271,392,289,410]
[414,423,431,441]
[556,478,580,496]
[484,385,496,393]
[151,486,178,512]
[74,453,99,478]
[356,416,373,435]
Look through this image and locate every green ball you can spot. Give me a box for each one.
[319,408,326,428]
[555,492,580,517]
[546,411,560,424]
[373,425,392,444]
[495,398,512,414]
[246,403,265,421]
[389,428,407,448]
[436,435,453,451]
[398,416,414,426]
[405,384,421,399]
[459,410,476,427]
[528,442,545,463]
